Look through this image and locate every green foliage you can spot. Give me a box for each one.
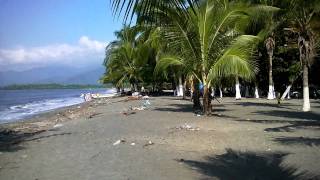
[109,0,320,95]
[153,0,271,88]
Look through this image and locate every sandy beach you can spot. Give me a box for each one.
[0,96,320,180]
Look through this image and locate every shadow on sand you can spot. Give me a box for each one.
[152,103,235,119]
[254,110,320,121]
[236,109,320,132]
[256,110,320,132]
[153,103,194,113]
[234,102,298,110]
[274,137,320,147]
[0,129,71,152]
[178,149,313,180]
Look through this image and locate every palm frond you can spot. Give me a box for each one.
[154,54,185,76]
[111,0,198,23]
[208,35,260,82]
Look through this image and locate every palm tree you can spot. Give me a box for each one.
[102,25,152,91]
[265,34,276,99]
[154,0,264,115]
[285,0,319,111]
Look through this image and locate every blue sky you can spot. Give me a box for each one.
[0,0,124,71]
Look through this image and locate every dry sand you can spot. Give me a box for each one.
[0,96,320,180]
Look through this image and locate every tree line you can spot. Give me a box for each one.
[102,0,320,114]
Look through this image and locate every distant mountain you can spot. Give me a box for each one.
[0,65,105,86]
[63,67,105,84]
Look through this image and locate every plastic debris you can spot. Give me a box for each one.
[176,124,200,131]
[113,139,126,146]
[143,140,154,147]
[142,96,149,99]
[143,100,151,106]
[130,143,136,146]
[132,92,140,96]
[53,124,63,128]
[84,93,92,102]
[132,106,146,111]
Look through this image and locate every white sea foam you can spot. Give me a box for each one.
[0,88,117,124]
[0,97,84,123]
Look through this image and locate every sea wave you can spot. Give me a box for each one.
[0,97,84,123]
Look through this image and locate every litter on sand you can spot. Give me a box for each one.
[143,100,151,106]
[53,124,63,128]
[113,139,126,146]
[142,96,149,99]
[175,124,200,131]
[131,106,146,111]
[130,143,136,146]
[143,140,154,147]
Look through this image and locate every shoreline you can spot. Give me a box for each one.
[0,95,120,134]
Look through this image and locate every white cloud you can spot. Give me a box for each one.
[0,36,107,71]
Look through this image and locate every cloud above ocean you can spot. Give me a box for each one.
[0,36,107,71]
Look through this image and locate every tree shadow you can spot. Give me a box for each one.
[152,103,194,113]
[247,110,320,132]
[254,110,320,121]
[236,119,320,132]
[235,102,297,109]
[236,119,297,124]
[152,103,236,119]
[0,129,71,152]
[178,149,313,180]
[274,137,320,147]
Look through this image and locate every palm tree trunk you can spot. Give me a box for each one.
[235,76,241,100]
[281,84,292,101]
[190,78,194,101]
[183,79,187,100]
[177,75,184,97]
[302,64,310,111]
[267,54,275,99]
[245,86,250,97]
[211,87,215,98]
[203,85,212,115]
[192,79,201,110]
[254,85,260,99]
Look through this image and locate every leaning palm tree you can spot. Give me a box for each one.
[154,0,267,115]
[285,0,319,111]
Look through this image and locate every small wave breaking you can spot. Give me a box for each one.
[0,97,83,123]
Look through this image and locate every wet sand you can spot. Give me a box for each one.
[0,96,320,180]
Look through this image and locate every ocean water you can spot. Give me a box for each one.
[0,88,116,124]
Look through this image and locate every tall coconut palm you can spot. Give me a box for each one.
[265,34,276,99]
[285,0,319,111]
[154,0,267,115]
